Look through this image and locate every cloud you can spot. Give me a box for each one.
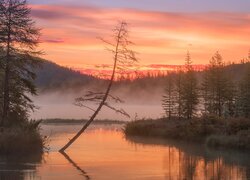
[31,9,66,20]
[42,38,65,44]
[30,4,250,66]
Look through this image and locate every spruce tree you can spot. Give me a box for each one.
[201,52,235,117]
[162,73,176,120]
[0,0,41,126]
[201,69,210,114]
[182,52,199,119]
[175,69,184,119]
[238,63,250,118]
[223,76,236,117]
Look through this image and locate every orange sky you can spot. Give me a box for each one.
[30,5,250,71]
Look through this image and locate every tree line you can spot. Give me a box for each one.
[162,51,250,119]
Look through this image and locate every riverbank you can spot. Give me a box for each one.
[41,118,125,125]
[0,121,46,155]
[124,116,250,150]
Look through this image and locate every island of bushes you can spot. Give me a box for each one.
[124,116,250,150]
[124,50,250,151]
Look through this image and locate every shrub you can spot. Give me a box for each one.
[124,117,250,150]
[226,118,250,135]
[0,120,46,155]
[206,132,250,150]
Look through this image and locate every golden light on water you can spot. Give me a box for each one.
[33,126,250,180]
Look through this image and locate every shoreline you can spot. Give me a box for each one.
[124,116,250,150]
[0,121,46,156]
[40,119,126,125]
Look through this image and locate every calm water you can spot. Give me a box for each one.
[1,124,250,180]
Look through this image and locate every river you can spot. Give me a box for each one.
[0,123,250,179]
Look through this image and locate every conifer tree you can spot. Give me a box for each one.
[0,0,41,126]
[175,69,184,119]
[162,73,176,120]
[181,52,199,119]
[201,69,210,114]
[223,76,236,117]
[201,52,235,117]
[238,63,250,118]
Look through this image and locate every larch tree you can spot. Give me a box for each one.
[0,0,41,127]
[59,21,138,152]
[201,68,210,115]
[181,51,199,119]
[238,63,250,118]
[201,52,232,117]
[223,74,236,118]
[175,68,184,119]
[162,72,176,120]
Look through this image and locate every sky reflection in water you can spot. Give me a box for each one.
[0,124,250,180]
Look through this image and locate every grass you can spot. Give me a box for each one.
[124,116,250,150]
[0,120,47,155]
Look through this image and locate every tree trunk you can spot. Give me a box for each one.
[1,19,11,127]
[59,24,122,152]
[2,63,10,126]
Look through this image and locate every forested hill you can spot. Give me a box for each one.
[114,62,250,88]
[35,60,98,91]
[35,60,249,92]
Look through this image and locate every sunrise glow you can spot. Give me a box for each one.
[28,2,250,74]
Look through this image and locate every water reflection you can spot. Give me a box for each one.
[60,151,90,179]
[0,153,42,180]
[126,136,250,180]
[0,124,250,179]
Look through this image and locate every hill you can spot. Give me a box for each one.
[35,60,98,91]
[34,60,249,95]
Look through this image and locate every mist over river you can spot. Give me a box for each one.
[31,91,164,120]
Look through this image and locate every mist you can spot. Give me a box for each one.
[31,83,165,121]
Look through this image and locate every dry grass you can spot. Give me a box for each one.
[0,121,46,155]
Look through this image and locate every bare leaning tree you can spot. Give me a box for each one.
[59,21,138,152]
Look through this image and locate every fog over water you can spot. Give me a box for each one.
[31,89,164,121]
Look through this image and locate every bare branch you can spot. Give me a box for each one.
[104,102,130,118]
[76,91,125,104]
[97,36,115,47]
[74,101,96,112]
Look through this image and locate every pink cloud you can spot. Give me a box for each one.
[30,4,250,66]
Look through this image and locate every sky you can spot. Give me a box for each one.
[29,0,250,73]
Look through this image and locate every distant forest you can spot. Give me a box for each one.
[36,57,250,93]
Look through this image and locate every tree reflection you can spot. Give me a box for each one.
[0,153,42,180]
[126,135,250,180]
[60,151,90,180]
